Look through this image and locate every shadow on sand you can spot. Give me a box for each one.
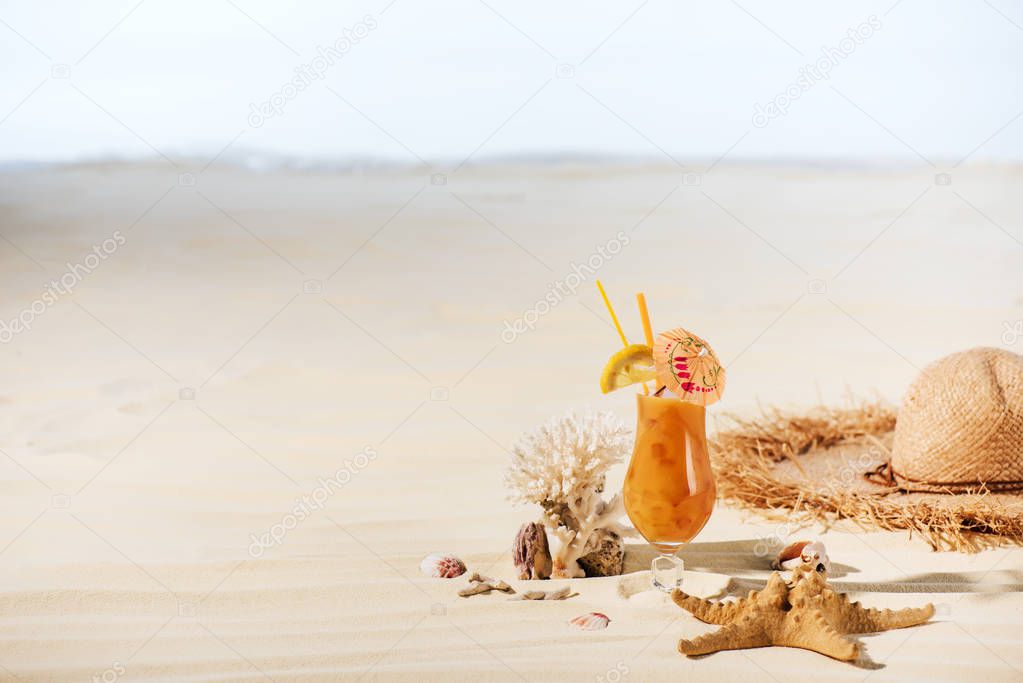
[622,537,858,578]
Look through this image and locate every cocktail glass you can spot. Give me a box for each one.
[623,393,716,591]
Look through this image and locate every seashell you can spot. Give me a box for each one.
[771,540,810,569]
[513,522,552,580]
[420,553,466,578]
[798,540,830,574]
[570,612,610,630]
[458,572,514,597]
[771,540,830,574]
[511,586,573,601]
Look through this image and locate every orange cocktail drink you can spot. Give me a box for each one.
[624,393,715,558]
[594,282,723,591]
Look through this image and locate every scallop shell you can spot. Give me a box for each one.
[420,553,466,578]
[570,612,610,630]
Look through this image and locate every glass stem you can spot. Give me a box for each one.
[651,553,684,592]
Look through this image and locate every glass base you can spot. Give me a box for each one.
[651,554,684,592]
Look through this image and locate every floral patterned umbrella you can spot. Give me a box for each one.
[653,327,726,406]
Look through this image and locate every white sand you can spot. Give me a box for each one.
[0,162,1021,681]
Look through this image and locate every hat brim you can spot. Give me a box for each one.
[711,403,1023,552]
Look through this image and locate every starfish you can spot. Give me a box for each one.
[671,563,934,662]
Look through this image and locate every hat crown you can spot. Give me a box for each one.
[892,348,1023,490]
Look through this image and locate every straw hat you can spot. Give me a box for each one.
[711,348,1023,551]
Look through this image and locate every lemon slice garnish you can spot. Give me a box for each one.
[600,344,656,394]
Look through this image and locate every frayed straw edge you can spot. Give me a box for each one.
[710,402,1023,553]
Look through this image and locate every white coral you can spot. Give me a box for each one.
[506,410,633,578]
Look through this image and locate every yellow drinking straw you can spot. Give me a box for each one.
[596,280,629,348]
[636,292,654,395]
[636,292,654,346]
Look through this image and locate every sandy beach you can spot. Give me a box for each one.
[0,161,1022,681]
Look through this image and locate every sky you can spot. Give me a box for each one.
[1,0,1022,166]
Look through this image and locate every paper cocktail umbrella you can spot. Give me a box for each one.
[653,328,725,406]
